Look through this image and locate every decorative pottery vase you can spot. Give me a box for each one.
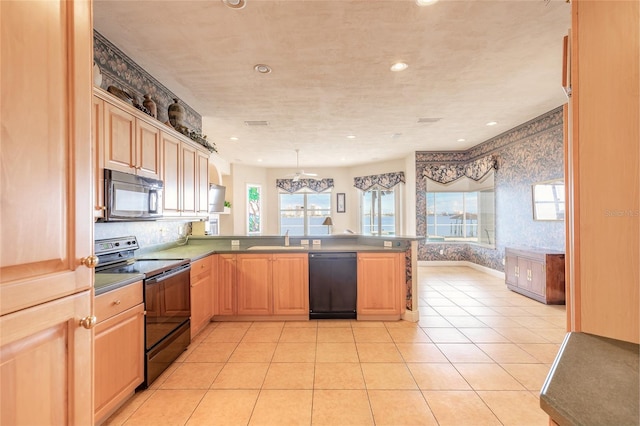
[143,94,157,118]
[168,98,185,128]
[93,61,102,87]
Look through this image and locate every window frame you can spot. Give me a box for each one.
[359,187,398,236]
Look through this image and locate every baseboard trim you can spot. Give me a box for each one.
[418,260,505,279]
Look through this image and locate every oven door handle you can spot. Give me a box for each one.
[145,265,191,284]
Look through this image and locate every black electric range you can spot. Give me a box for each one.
[95,236,191,388]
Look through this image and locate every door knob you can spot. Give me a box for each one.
[79,316,97,329]
[80,255,99,268]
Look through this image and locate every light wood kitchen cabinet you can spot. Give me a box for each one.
[216,254,237,316]
[272,254,309,315]
[357,253,403,319]
[161,131,209,218]
[236,254,273,316]
[214,253,308,318]
[566,0,639,343]
[103,101,161,180]
[94,282,144,424]
[190,255,214,338]
[505,247,565,305]
[1,0,94,420]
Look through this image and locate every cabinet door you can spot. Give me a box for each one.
[94,303,144,423]
[136,118,161,180]
[529,260,546,298]
[216,254,236,316]
[0,0,93,422]
[504,252,519,286]
[357,253,401,316]
[93,95,106,219]
[237,255,273,316]
[272,254,309,315]
[0,291,93,425]
[161,132,182,215]
[196,150,210,216]
[104,102,136,174]
[181,142,198,215]
[517,257,531,290]
[190,256,213,338]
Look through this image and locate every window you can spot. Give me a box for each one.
[247,184,261,234]
[279,191,331,235]
[361,188,397,236]
[426,175,495,245]
[532,180,565,221]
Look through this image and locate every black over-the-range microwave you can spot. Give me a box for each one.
[102,169,163,221]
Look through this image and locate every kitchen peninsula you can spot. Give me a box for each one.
[99,234,421,326]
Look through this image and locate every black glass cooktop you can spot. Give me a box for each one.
[98,259,188,277]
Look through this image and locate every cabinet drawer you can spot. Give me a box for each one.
[191,256,212,281]
[95,281,143,322]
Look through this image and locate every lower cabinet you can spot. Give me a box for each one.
[505,247,565,304]
[357,252,404,319]
[190,255,214,338]
[94,282,144,424]
[215,253,308,318]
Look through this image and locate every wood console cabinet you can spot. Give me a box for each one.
[505,247,565,304]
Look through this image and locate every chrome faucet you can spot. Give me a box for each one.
[284,230,290,247]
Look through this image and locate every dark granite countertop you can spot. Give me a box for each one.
[540,332,639,426]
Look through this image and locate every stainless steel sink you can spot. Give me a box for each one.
[247,245,306,250]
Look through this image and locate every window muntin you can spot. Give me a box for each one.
[279,191,331,235]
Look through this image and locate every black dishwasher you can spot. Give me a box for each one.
[309,252,357,319]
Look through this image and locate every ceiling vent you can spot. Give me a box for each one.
[417,117,442,123]
[244,120,269,126]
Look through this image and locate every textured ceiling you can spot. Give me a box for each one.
[93,0,570,170]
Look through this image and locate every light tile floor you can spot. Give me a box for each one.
[104,265,566,426]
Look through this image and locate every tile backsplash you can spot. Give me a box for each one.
[95,220,192,250]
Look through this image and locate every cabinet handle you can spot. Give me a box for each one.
[515,266,519,277]
[95,206,106,211]
[80,255,99,268]
[113,299,121,305]
[79,316,97,329]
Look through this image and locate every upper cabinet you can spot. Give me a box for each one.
[0,0,94,423]
[103,100,161,180]
[94,88,211,219]
[566,0,639,343]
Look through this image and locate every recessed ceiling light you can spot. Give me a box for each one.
[230,136,239,141]
[257,158,263,162]
[347,135,356,139]
[254,64,271,74]
[390,62,408,72]
[415,0,438,6]
[391,133,403,139]
[457,138,466,142]
[222,0,246,9]
[486,121,498,126]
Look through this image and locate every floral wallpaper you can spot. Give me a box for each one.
[93,31,202,131]
[416,107,566,271]
[353,172,405,191]
[276,178,335,193]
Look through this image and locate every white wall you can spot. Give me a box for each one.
[221,156,414,236]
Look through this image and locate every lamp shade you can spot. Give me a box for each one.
[322,217,333,226]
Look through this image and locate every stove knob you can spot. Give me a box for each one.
[115,242,120,247]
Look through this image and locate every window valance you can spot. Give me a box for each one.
[422,155,497,184]
[276,178,334,193]
[353,171,405,191]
